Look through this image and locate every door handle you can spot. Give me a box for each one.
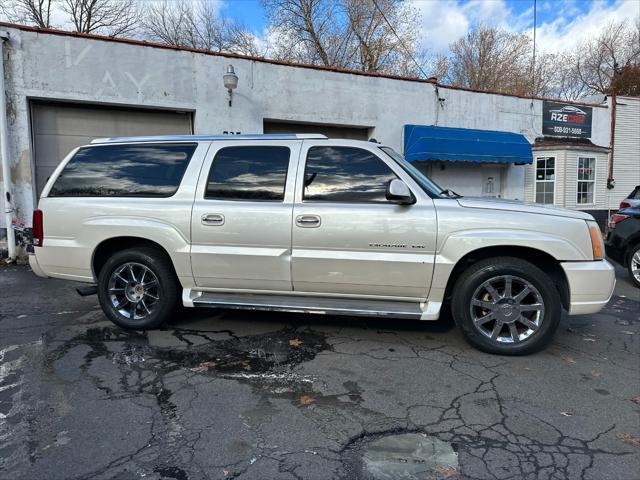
[296,215,321,228]
[201,214,225,226]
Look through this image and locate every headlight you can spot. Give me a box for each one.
[587,221,604,260]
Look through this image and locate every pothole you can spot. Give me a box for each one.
[47,326,330,385]
[342,431,459,480]
[156,329,329,375]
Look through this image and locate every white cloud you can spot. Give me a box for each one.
[532,0,640,53]
[413,0,640,55]
[413,0,527,53]
[413,0,473,53]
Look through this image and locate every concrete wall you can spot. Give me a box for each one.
[0,25,613,230]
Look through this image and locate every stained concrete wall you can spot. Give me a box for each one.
[0,25,613,231]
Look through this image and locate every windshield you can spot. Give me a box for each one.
[379,147,458,199]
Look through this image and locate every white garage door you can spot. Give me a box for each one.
[31,102,193,196]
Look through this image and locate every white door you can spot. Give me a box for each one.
[190,141,301,291]
[291,141,437,299]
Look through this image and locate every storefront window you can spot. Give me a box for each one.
[535,156,555,204]
[577,157,596,204]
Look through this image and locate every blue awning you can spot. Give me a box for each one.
[403,125,533,164]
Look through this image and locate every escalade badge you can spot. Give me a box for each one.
[369,243,426,249]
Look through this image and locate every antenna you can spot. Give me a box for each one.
[531,0,537,97]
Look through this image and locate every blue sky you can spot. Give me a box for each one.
[219,0,639,54]
[222,0,266,31]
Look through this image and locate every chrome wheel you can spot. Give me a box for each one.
[108,262,160,321]
[470,275,544,344]
[631,250,640,283]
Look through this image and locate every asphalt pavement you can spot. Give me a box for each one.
[0,263,638,480]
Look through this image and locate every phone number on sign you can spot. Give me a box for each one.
[553,126,584,135]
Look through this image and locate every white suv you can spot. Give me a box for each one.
[30,134,615,355]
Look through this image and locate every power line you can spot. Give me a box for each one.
[370,0,429,79]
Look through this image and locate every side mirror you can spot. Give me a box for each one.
[386,179,415,205]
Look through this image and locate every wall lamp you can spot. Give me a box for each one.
[223,65,238,107]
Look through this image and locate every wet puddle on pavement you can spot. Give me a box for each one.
[46,324,331,393]
[342,431,459,480]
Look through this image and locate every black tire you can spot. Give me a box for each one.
[627,244,640,288]
[97,247,180,329]
[451,257,562,355]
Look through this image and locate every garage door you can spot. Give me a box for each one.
[31,102,193,196]
[264,120,370,140]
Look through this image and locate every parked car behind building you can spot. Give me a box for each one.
[606,206,640,288]
[619,186,640,210]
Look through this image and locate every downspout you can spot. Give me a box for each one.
[0,30,15,261]
[607,85,616,189]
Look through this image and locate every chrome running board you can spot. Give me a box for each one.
[186,291,425,319]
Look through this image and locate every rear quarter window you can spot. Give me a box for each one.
[48,143,197,197]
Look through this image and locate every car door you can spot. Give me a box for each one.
[291,141,437,299]
[190,140,300,291]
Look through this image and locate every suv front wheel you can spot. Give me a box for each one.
[627,244,640,288]
[97,247,179,329]
[451,257,562,355]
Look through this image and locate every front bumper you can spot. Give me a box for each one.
[604,244,624,266]
[561,260,615,315]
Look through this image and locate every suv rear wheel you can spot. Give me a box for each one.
[451,257,562,355]
[97,247,179,329]
[627,245,640,288]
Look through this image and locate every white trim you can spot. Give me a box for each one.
[576,156,597,206]
[534,155,557,205]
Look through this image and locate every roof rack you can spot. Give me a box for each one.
[90,133,328,144]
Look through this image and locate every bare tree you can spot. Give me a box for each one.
[227,21,262,57]
[345,0,424,74]
[529,52,563,98]
[141,0,261,55]
[263,0,425,75]
[1,0,57,28]
[263,0,349,66]
[62,0,139,37]
[141,0,193,46]
[573,19,640,95]
[613,63,640,96]
[552,53,591,100]
[437,26,534,94]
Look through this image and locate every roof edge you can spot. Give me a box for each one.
[0,22,436,85]
[532,143,609,152]
[0,22,608,107]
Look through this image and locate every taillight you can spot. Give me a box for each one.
[619,201,631,209]
[32,209,43,247]
[607,213,629,231]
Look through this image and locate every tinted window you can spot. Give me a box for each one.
[379,146,443,197]
[631,187,640,200]
[303,147,397,203]
[49,143,196,197]
[205,146,290,201]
